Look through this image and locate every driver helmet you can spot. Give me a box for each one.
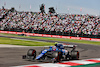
[55,42,58,46]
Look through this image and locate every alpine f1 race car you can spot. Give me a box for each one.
[22,43,79,63]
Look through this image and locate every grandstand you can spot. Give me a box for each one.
[0,7,100,38]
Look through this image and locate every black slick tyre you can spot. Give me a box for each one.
[71,51,79,60]
[27,49,36,60]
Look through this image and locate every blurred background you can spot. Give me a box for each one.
[0,0,100,38]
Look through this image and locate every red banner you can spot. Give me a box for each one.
[0,31,100,41]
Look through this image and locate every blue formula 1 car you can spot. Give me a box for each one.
[22,43,79,63]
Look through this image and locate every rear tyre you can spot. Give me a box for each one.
[45,51,62,63]
[53,51,62,63]
[27,49,36,60]
[65,52,70,61]
[71,51,79,60]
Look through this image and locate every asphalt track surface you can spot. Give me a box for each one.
[0,35,100,67]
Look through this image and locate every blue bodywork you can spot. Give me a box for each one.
[36,44,67,60]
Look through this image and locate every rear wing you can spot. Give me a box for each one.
[63,44,77,50]
[63,44,77,48]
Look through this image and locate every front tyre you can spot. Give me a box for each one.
[27,49,36,60]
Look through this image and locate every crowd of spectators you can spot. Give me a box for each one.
[0,8,100,38]
[0,8,8,19]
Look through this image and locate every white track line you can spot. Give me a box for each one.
[0,44,51,48]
